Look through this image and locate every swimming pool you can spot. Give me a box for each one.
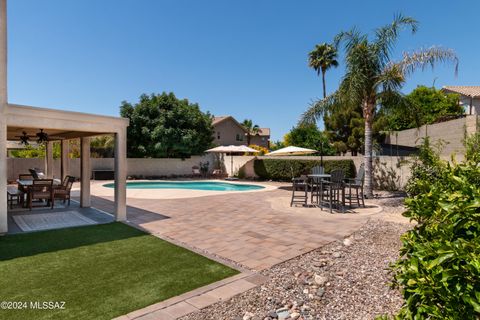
[103,181,265,191]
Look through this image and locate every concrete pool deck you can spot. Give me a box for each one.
[85,180,382,271]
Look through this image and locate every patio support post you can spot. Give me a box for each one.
[0,0,7,234]
[80,137,91,207]
[61,139,69,181]
[45,141,54,178]
[114,129,127,221]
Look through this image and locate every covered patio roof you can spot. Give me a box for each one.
[0,0,129,234]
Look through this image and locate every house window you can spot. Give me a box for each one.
[261,137,265,141]
[217,132,221,139]
[236,133,243,141]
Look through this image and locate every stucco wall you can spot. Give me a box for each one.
[250,135,269,148]
[7,154,218,181]
[385,115,478,158]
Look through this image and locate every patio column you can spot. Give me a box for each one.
[80,137,91,207]
[61,139,69,181]
[114,129,127,221]
[0,0,7,234]
[45,141,54,178]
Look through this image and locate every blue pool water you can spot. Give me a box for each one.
[103,181,265,191]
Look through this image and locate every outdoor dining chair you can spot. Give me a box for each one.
[321,169,345,213]
[309,165,325,203]
[345,163,365,207]
[28,179,54,210]
[290,175,309,207]
[54,175,75,206]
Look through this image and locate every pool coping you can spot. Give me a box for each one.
[84,179,277,200]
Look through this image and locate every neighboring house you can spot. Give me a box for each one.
[442,86,480,115]
[250,128,270,148]
[212,116,271,148]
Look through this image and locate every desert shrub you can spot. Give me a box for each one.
[388,134,480,319]
[253,159,355,181]
[247,144,269,156]
[405,137,446,197]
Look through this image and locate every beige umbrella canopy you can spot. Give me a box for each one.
[266,146,317,156]
[266,146,318,178]
[206,145,259,179]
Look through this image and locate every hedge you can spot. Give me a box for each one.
[253,159,356,181]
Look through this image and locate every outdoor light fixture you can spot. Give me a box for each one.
[36,129,49,144]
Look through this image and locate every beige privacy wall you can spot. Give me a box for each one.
[386,115,478,159]
[7,154,215,181]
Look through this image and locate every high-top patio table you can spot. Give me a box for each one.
[307,173,331,206]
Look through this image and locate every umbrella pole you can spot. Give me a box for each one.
[231,153,233,178]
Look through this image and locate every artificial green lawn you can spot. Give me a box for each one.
[0,223,239,320]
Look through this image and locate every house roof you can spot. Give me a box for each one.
[257,128,270,136]
[212,115,270,136]
[442,86,480,98]
[212,116,247,133]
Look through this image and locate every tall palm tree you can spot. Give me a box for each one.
[308,43,339,98]
[242,119,260,145]
[301,15,458,198]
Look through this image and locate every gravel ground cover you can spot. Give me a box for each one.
[181,192,411,320]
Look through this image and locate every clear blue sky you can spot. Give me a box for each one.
[8,0,480,141]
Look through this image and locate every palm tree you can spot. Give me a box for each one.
[301,15,458,198]
[242,119,260,145]
[308,43,339,98]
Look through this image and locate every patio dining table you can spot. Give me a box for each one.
[16,179,62,208]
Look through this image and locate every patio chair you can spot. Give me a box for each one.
[345,163,365,207]
[54,176,75,206]
[29,168,46,180]
[28,179,54,210]
[290,175,309,207]
[191,165,201,176]
[17,174,33,205]
[309,166,325,203]
[211,169,226,178]
[321,169,345,213]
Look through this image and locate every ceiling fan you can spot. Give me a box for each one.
[14,131,33,145]
[36,129,49,144]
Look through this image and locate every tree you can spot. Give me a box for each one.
[120,92,214,158]
[301,14,458,197]
[91,135,115,158]
[241,119,260,145]
[385,85,462,131]
[324,103,387,156]
[308,43,339,98]
[283,124,335,155]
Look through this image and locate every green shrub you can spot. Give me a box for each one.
[253,159,355,181]
[389,135,480,319]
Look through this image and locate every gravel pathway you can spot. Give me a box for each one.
[181,193,411,320]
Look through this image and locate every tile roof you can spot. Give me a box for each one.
[442,86,480,97]
[257,128,270,136]
[212,116,230,125]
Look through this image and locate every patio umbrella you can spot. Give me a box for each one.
[205,145,259,179]
[266,146,317,178]
[266,146,317,156]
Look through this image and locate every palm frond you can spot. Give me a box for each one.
[377,64,405,93]
[397,46,459,76]
[334,27,367,54]
[374,14,419,65]
[300,94,338,125]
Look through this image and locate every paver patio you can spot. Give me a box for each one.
[87,183,381,271]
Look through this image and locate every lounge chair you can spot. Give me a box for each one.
[191,166,201,177]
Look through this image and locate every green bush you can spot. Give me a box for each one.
[389,135,480,319]
[253,159,356,181]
